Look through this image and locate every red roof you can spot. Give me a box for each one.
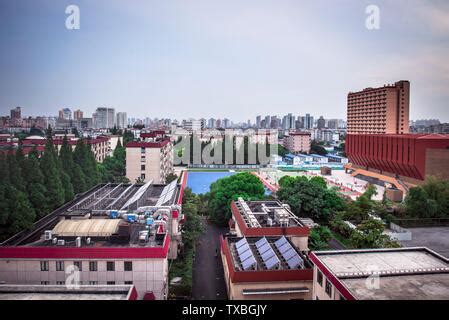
[126,139,170,148]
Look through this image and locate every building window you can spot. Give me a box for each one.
[89,281,97,285]
[124,261,133,271]
[56,261,64,271]
[40,261,49,271]
[140,174,145,180]
[89,261,98,271]
[107,261,115,271]
[141,164,145,171]
[325,279,332,297]
[41,281,50,285]
[73,261,82,271]
[124,281,133,285]
[107,281,116,285]
[317,270,323,286]
[56,281,65,285]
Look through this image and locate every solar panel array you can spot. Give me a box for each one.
[155,180,178,206]
[255,237,280,270]
[274,236,304,269]
[235,238,257,270]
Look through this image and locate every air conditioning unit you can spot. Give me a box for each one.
[86,237,91,245]
[57,239,65,246]
[44,230,52,241]
[75,237,81,247]
[52,238,58,244]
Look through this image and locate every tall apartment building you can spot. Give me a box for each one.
[58,108,72,120]
[283,132,311,153]
[95,108,115,129]
[347,80,410,134]
[116,112,127,129]
[73,109,83,120]
[126,132,174,184]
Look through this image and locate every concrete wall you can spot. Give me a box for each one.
[0,258,168,300]
[312,265,344,300]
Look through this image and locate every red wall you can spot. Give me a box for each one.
[346,134,449,180]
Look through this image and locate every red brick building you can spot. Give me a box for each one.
[346,133,449,184]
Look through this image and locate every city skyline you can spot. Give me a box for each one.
[1,1,449,122]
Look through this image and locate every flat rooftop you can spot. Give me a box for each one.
[232,198,304,229]
[312,248,449,300]
[0,285,134,300]
[226,236,310,272]
[400,227,449,258]
[1,180,181,248]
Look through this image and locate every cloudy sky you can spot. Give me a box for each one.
[0,0,448,122]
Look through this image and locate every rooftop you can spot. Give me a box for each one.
[1,180,182,250]
[232,198,305,229]
[0,285,135,300]
[310,247,449,300]
[225,236,311,272]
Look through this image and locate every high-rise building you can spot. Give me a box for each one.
[317,116,326,129]
[10,107,21,120]
[304,114,314,130]
[256,115,261,128]
[94,107,115,129]
[283,132,311,153]
[207,118,216,129]
[116,112,127,129]
[58,108,72,120]
[264,116,271,129]
[347,80,410,134]
[73,109,83,120]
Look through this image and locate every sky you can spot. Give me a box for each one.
[0,0,448,122]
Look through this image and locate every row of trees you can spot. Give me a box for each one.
[0,129,130,241]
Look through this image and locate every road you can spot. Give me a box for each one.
[192,217,228,300]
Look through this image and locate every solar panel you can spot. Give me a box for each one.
[283,248,297,261]
[242,256,256,270]
[265,255,280,270]
[240,248,253,261]
[277,242,291,254]
[274,236,288,248]
[287,254,303,269]
[235,238,248,249]
[237,243,250,255]
[255,237,268,249]
[156,180,178,206]
[258,243,271,255]
[261,249,275,261]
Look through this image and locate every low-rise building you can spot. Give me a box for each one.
[0,178,186,300]
[309,247,449,300]
[126,131,174,184]
[229,198,310,252]
[220,236,314,300]
[283,132,311,153]
[0,284,137,300]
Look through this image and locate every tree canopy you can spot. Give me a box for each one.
[207,172,266,225]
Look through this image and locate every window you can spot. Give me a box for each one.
[40,261,49,271]
[41,281,50,285]
[89,281,97,285]
[107,261,115,271]
[107,281,116,285]
[73,261,82,271]
[56,281,65,285]
[141,164,146,171]
[325,279,332,297]
[56,261,64,271]
[140,174,145,180]
[317,270,323,286]
[124,261,133,271]
[124,281,133,285]
[89,261,98,271]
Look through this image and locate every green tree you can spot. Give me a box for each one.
[277,175,346,222]
[405,177,449,218]
[309,225,332,250]
[349,219,400,249]
[40,134,65,210]
[207,172,265,225]
[21,148,49,218]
